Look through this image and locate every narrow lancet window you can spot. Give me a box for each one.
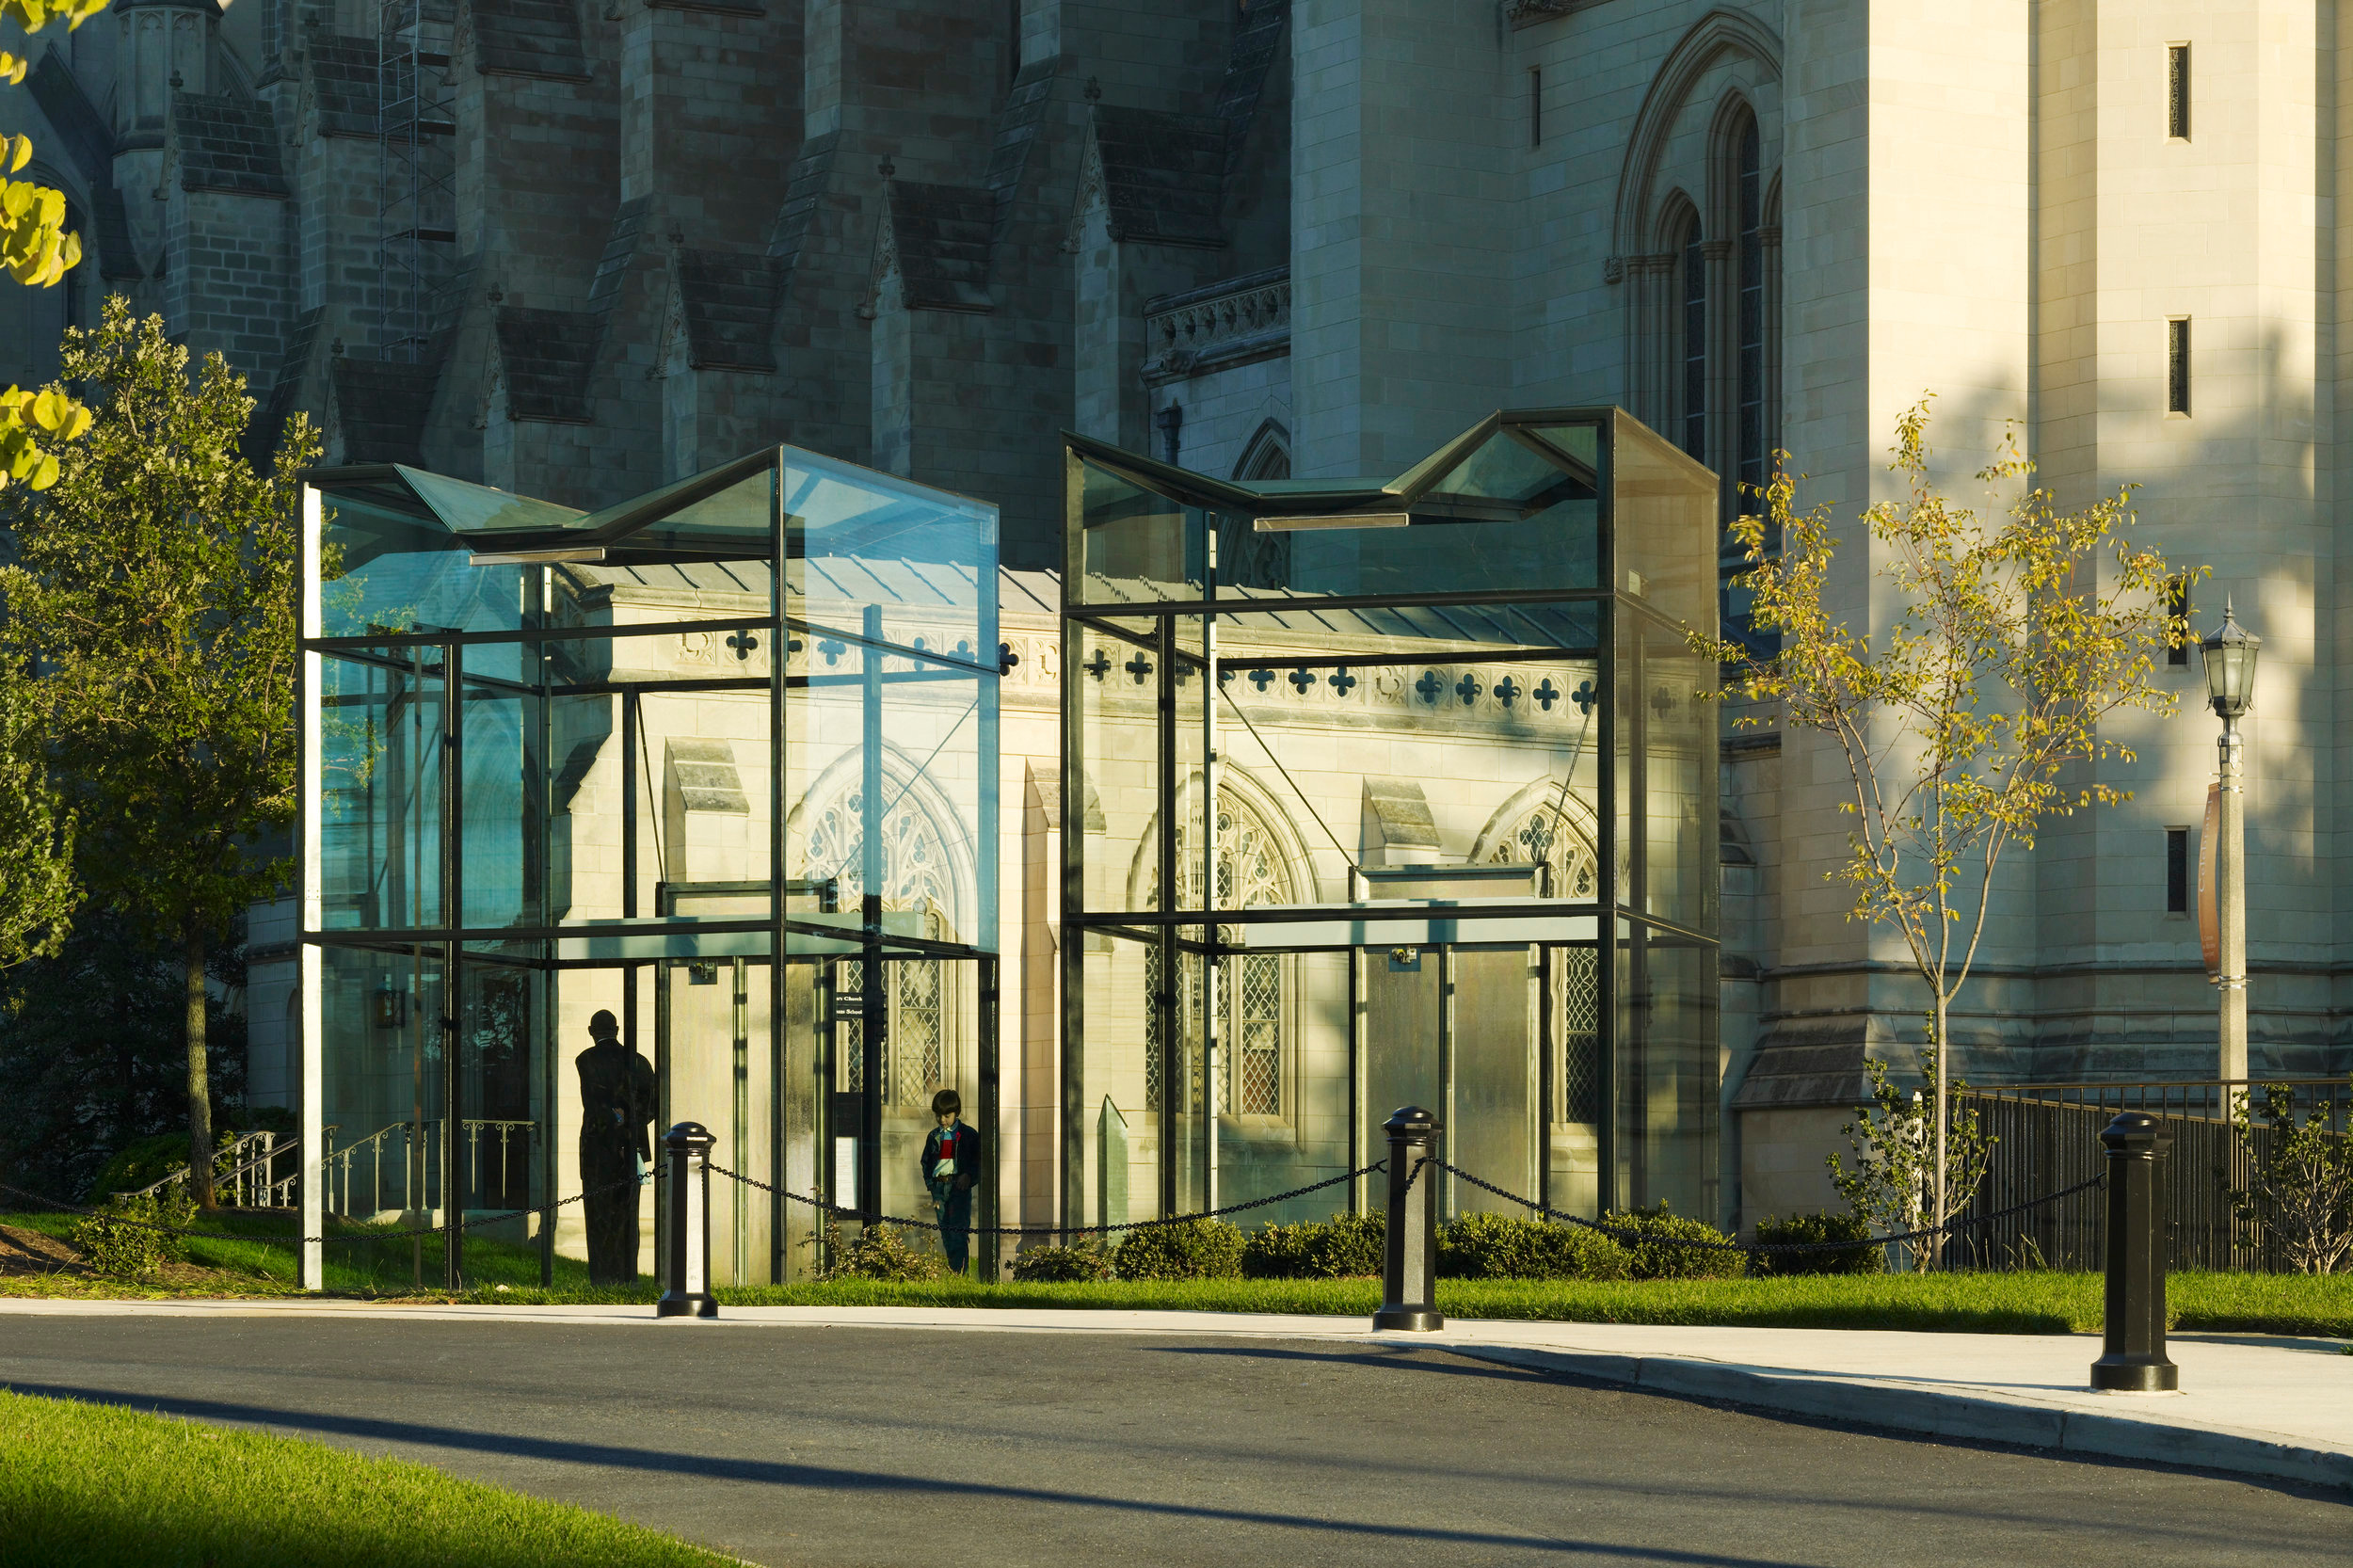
[2168,318,2192,415]
[2169,44,2191,139]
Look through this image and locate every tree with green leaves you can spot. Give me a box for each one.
[1,296,316,1208]
[0,0,109,488]
[1699,399,2193,1259]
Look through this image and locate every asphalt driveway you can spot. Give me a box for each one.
[2,1314,2342,1566]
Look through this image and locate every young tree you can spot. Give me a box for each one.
[1702,400,2192,1258]
[0,297,317,1208]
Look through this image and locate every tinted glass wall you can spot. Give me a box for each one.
[298,451,999,1290]
[1061,410,1720,1232]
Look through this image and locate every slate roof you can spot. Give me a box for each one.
[332,353,443,464]
[303,35,385,137]
[883,181,994,312]
[168,93,290,199]
[25,51,141,280]
[1088,107,1225,248]
[252,306,325,465]
[676,249,777,372]
[1214,0,1288,177]
[767,129,837,277]
[26,51,109,181]
[586,196,650,316]
[472,0,590,82]
[494,306,599,423]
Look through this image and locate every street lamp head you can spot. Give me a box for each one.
[2201,597,2261,721]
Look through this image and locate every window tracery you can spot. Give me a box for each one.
[1143,791,1294,1117]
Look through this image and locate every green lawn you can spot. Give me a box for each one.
[2,1208,595,1295]
[8,1208,2349,1338]
[0,1388,738,1568]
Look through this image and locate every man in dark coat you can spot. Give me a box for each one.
[576,1009,657,1284]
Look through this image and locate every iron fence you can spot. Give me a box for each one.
[1953,1080,2348,1272]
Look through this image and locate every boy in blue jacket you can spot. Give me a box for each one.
[921,1089,981,1272]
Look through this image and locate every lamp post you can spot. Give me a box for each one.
[2200,600,2260,1084]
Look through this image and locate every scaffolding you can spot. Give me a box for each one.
[376,0,456,361]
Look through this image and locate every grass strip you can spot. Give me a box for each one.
[7,1207,2346,1339]
[0,1388,738,1568]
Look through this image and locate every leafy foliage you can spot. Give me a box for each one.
[808,1220,946,1283]
[0,659,73,968]
[2230,1084,2353,1275]
[1699,399,2189,1250]
[1,298,313,1206]
[1826,1048,1994,1272]
[1112,1217,1245,1281]
[1241,1211,1386,1279]
[0,912,248,1205]
[67,1185,194,1278]
[1008,1240,1114,1283]
[1751,1210,1886,1277]
[1598,1205,1747,1280]
[1434,1211,1631,1282]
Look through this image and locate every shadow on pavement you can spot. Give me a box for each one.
[6,1379,1822,1566]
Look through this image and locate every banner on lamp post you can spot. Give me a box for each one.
[2199,782,2220,979]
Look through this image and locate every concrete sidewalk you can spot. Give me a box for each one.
[5,1296,2346,1493]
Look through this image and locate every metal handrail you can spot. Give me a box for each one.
[325,1117,537,1220]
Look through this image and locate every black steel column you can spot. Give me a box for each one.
[2090,1112,2178,1392]
[442,638,463,1291]
[1155,616,1178,1220]
[859,603,886,1224]
[979,953,1000,1280]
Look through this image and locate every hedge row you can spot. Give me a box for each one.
[999,1205,1869,1284]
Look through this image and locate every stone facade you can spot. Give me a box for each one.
[12,0,2353,1232]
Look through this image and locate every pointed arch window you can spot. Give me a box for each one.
[1679,218,1706,461]
[1144,791,1293,1117]
[803,783,961,1109]
[1735,120,1766,501]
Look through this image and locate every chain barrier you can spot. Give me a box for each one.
[1429,1159,2109,1257]
[709,1160,1385,1240]
[0,1173,656,1249]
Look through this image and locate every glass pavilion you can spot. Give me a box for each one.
[295,449,1000,1289]
[1060,409,1721,1232]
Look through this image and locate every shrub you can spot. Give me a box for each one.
[1241,1211,1385,1279]
[1010,1240,1113,1283]
[85,1132,200,1205]
[1601,1203,1745,1280]
[69,1187,194,1278]
[1112,1217,1244,1281]
[808,1220,944,1282]
[1436,1210,1632,1281]
[1752,1210,1884,1276]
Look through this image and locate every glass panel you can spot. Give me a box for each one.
[459,657,543,931]
[1069,619,1163,917]
[1614,922,1718,1224]
[1213,948,1353,1229]
[316,483,532,639]
[1547,944,1605,1218]
[1074,926,1166,1230]
[316,943,449,1285]
[399,464,584,536]
[1074,458,1195,605]
[1612,415,1719,634]
[318,649,443,932]
[1448,946,1539,1219]
[453,951,545,1275]
[1641,617,1718,931]
[788,633,984,948]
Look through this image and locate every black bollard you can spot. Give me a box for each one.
[2089,1112,2176,1392]
[656,1121,719,1320]
[1373,1106,1443,1333]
